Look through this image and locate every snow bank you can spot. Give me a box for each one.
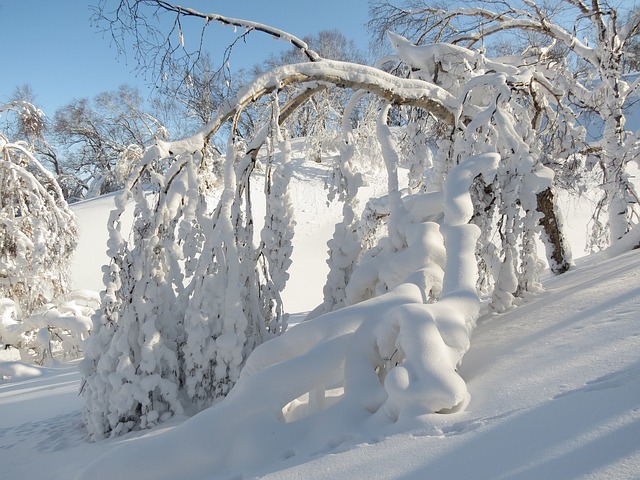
[0,360,43,382]
[71,250,640,480]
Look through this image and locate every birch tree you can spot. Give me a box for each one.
[0,102,77,315]
[369,0,640,249]
[52,85,168,198]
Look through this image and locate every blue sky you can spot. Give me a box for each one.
[0,0,370,117]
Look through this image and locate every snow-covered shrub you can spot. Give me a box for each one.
[0,102,81,363]
[259,129,296,330]
[0,136,78,315]
[81,108,291,436]
[0,291,98,364]
[81,145,202,437]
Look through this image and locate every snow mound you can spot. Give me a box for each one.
[0,360,43,382]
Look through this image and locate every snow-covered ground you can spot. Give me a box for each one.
[1,155,639,479]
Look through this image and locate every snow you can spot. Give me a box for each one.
[1,150,639,479]
[70,192,135,293]
[0,360,42,381]
[219,58,458,129]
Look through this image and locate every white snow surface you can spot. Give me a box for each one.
[1,155,640,479]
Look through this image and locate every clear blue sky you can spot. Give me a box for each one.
[0,0,371,117]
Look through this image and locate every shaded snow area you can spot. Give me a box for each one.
[2,153,639,479]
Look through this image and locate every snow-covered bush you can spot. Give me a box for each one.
[0,291,98,364]
[0,118,78,313]
[81,145,203,437]
[81,115,291,437]
[0,102,83,363]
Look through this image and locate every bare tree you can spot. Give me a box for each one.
[52,84,166,198]
[91,0,321,85]
[5,86,58,170]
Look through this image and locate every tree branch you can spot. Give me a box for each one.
[152,0,320,62]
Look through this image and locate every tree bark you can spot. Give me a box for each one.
[536,187,571,274]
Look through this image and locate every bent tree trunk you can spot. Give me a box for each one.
[536,187,572,274]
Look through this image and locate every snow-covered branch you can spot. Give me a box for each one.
[152,0,320,62]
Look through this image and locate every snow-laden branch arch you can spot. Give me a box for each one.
[185,59,459,145]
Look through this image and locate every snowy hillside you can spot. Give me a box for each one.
[1,151,639,479]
